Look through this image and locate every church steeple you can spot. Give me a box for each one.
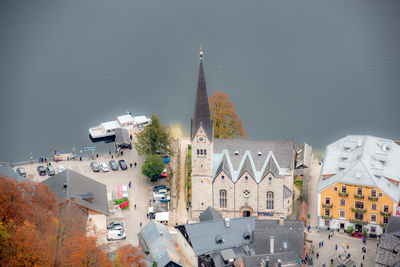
[191,46,213,142]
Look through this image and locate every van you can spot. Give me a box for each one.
[122,185,128,199]
[107,230,126,241]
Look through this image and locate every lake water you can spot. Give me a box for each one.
[1,0,400,162]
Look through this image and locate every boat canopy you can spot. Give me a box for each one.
[101,121,120,131]
[117,114,134,125]
[133,116,151,125]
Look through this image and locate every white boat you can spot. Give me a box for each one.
[89,113,151,139]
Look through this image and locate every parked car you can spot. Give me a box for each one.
[58,165,65,173]
[46,166,55,176]
[153,185,170,192]
[37,166,46,176]
[100,162,109,172]
[16,167,26,177]
[160,168,167,178]
[107,230,126,241]
[90,162,100,172]
[118,160,127,170]
[122,185,128,199]
[111,224,124,231]
[107,221,124,229]
[109,160,118,171]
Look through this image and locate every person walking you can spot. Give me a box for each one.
[363,255,365,260]
[129,181,131,188]
[328,234,331,240]
[322,241,324,247]
[130,163,132,168]
[140,221,142,227]
[335,244,338,250]
[307,223,311,232]
[316,252,319,259]
[346,243,349,249]
[134,204,136,209]
[134,162,137,168]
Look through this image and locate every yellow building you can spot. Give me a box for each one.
[317,135,400,235]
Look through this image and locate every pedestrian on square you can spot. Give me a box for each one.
[134,204,136,209]
[130,163,132,168]
[316,252,319,259]
[346,243,349,249]
[111,155,113,159]
[328,234,331,240]
[319,242,321,248]
[322,263,326,267]
[363,255,365,260]
[322,241,324,246]
[335,244,338,250]
[140,221,142,227]
[129,181,131,188]
[308,223,311,232]
[109,150,111,155]
[360,263,363,267]
[134,162,137,168]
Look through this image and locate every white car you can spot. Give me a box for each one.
[58,165,65,173]
[100,162,109,172]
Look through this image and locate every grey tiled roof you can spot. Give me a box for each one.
[41,169,109,215]
[199,206,223,222]
[213,139,295,183]
[244,251,300,266]
[139,221,182,267]
[0,165,25,182]
[376,216,400,267]
[184,217,256,256]
[317,135,400,202]
[253,220,304,256]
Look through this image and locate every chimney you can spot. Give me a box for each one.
[279,215,284,225]
[270,236,274,254]
[225,218,230,228]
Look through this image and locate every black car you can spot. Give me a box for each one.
[118,160,127,170]
[37,166,46,176]
[153,185,170,192]
[109,160,118,171]
[46,166,55,176]
[16,167,26,177]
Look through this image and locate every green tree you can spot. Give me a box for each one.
[142,154,165,182]
[135,114,172,156]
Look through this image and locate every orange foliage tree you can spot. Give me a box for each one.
[208,91,248,139]
[0,176,110,267]
[116,244,145,267]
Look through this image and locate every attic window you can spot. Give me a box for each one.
[268,177,272,182]
[234,151,239,155]
[245,176,248,180]
[257,151,262,156]
[215,235,224,244]
[222,175,225,180]
[341,157,348,161]
[243,231,251,240]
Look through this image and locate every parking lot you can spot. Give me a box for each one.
[15,148,169,250]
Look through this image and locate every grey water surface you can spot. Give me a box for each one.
[1,0,400,162]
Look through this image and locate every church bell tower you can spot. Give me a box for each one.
[191,46,214,218]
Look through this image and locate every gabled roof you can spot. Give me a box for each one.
[191,55,213,142]
[376,217,400,267]
[212,139,294,183]
[0,165,25,182]
[183,217,256,256]
[138,221,182,267]
[199,206,223,222]
[41,169,109,215]
[317,135,400,201]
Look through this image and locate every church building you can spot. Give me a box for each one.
[190,48,295,220]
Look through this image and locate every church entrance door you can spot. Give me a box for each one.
[243,210,251,217]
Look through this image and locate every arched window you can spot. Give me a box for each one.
[220,189,227,208]
[204,149,207,155]
[200,149,203,155]
[266,191,274,210]
[197,149,200,155]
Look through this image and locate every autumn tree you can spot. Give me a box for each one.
[135,114,172,156]
[208,91,248,139]
[115,244,145,267]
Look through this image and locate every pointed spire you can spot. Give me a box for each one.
[191,46,213,141]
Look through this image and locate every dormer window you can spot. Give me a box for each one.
[257,151,262,156]
[234,151,239,156]
[245,176,248,181]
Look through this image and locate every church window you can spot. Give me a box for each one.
[197,149,200,155]
[221,175,225,180]
[204,149,207,155]
[220,190,227,208]
[245,176,248,181]
[200,149,203,155]
[266,191,274,210]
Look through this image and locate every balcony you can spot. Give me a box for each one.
[322,204,333,209]
[354,194,364,199]
[380,211,391,217]
[322,215,332,220]
[339,192,348,197]
[351,207,367,213]
[349,219,368,225]
[368,195,378,201]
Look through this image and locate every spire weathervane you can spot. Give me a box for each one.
[200,44,203,60]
